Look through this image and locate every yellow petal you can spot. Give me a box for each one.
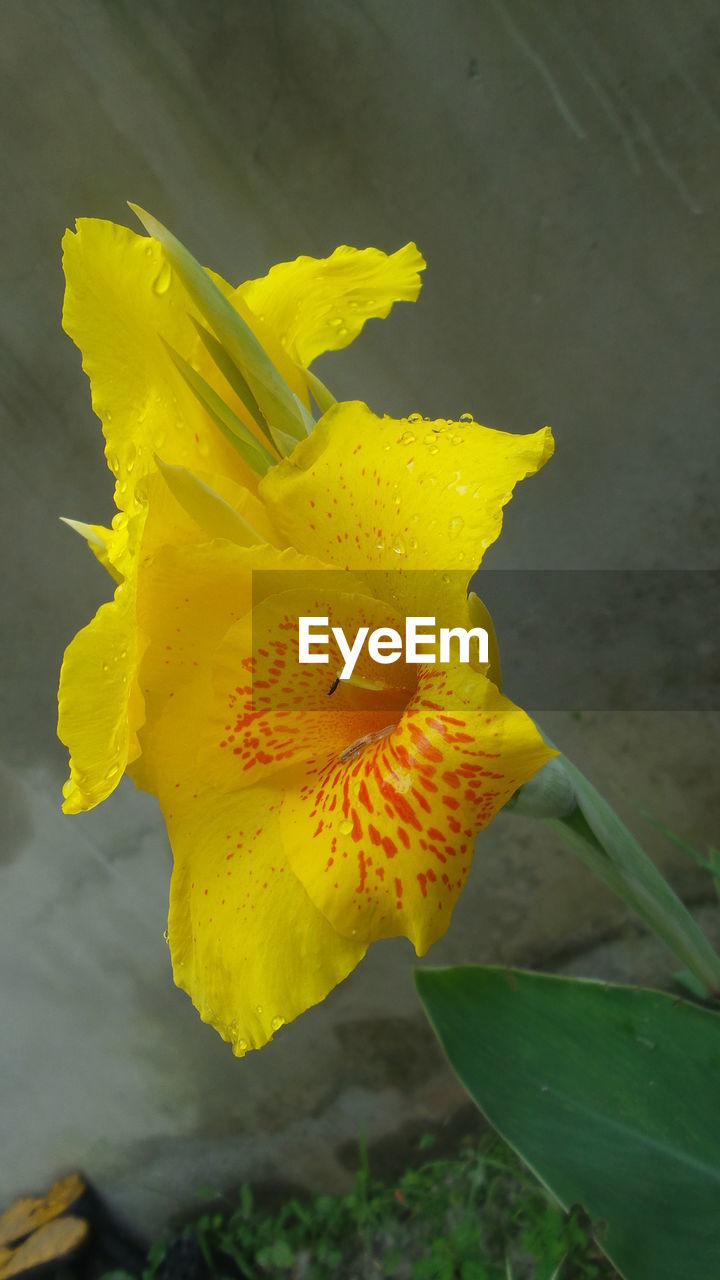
[131,540,340,791]
[199,584,414,793]
[58,465,277,812]
[165,780,366,1055]
[129,542,369,1052]
[259,401,554,576]
[57,577,144,814]
[61,219,261,518]
[278,663,556,955]
[238,243,426,368]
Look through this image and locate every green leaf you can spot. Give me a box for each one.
[129,204,314,442]
[416,965,720,1280]
[162,341,276,476]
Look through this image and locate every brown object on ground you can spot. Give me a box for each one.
[0,1217,88,1280]
[0,1175,86,1248]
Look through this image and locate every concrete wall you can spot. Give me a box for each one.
[1,0,719,1235]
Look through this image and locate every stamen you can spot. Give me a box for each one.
[339,724,395,763]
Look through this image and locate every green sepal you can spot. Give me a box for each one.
[304,367,337,415]
[190,318,297,456]
[129,204,314,442]
[162,340,276,477]
[154,456,263,545]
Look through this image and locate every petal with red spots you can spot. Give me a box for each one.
[278,664,556,955]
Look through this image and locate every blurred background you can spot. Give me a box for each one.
[1,0,719,1236]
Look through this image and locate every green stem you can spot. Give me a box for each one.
[508,750,720,997]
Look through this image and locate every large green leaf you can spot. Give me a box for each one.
[416,966,720,1280]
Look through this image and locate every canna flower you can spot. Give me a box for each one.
[58,211,555,1054]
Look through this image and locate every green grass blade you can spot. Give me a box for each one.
[129,204,314,441]
[162,340,276,477]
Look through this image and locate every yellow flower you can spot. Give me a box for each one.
[58,214,556,1054]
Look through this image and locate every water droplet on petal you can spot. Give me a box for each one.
[459,412,473,423]
[400,431,415,445]
[162,929,169,944]
[256,1004,263,1015]
[339,818,353,836]
[407,413,422,424]
[448,516,465,539]
[391,536,406,556]
[271,1015,284,1031]
[152,260,173,295]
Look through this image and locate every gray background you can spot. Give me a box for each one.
[1,0,719,1235]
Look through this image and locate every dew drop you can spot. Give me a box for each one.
[237,1039,248,1054]
[407,412,422,424]
[144,245,153,258]
[459,412,473,423]
[162,929,169,945]
[400,431,415,445]
[126,443,137,474]
[105,764,119,781]
[391,536,406,556]
[102,661,110,672]
[256,1004,263,1015]
[338,818,353,836]
[330,316,343,329]
[448,516,465,539]
[271,1015,285,1031]
[427,445,438,455]
[152,260,173,295]
[408,535,418,551]
[450,434,463,446]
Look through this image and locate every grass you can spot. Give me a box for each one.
[103,1133,618,1280]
